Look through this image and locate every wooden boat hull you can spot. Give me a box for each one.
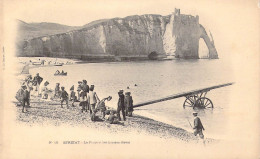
[54,72,67,76]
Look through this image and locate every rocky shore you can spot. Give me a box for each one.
[15,96,215,144]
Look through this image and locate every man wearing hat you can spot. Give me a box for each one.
[22,85,30,113]
[81,80,89,96]
[124,92,133,117]
[80,80,89,111]
[193,112,205,142]
[60,86,69,109]
[117,90,126,121]
[32,73,43,96]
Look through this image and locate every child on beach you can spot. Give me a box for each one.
[54,83,60,98]
[69,85,77,107]
[41,81,50,99]
[107,110,121,124]
[60,86,69,109]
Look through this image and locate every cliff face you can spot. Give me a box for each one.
[17,9,218,59]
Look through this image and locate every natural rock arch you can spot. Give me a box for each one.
[198,38,209,58]
[199,25,218,59]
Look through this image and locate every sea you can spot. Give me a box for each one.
[29,59,234,139]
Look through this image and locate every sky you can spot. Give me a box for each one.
[3,0,260,58]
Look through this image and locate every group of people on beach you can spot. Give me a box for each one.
[16,73,134,124]
[16,73,206,143]
[16,73,43,112]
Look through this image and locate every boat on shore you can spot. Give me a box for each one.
[32,62,42,65]
[54,63,63,66]
[54,72,67,76]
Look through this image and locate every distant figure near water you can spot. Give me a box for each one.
[55,70,60,75]
[54,70,67,76]
[193,112,205,144]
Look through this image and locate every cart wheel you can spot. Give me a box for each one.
[183,96,197,109]
[194,97,214,109]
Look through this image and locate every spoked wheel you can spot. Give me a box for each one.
[194,97,214,109]
[183,96,198,109]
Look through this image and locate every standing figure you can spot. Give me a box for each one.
[24,75,33,98]
[79,89,87,112]
[87,85,100,115]
[22,85,30,113]
[69,85,77,107]
[54,83,60,98]
[124,92,134,117]
[15,85,25,106]
[80,80,89,112]
[77,81,83,101]
[81,80,89,100]
[32,73,43,96]
[60,86,69,109]
[117,90,126,121]
[193,112,205,144]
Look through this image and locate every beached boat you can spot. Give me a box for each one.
[32,62,42,65]
[54,62,63,66]
[54,72,67,76]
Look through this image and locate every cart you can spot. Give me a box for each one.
[133,83,234,109]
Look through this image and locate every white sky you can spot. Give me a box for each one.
[3,0,260,58]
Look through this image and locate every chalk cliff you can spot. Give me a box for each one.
[17,9,218,59]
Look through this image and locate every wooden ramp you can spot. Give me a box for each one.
[133,82,234,108]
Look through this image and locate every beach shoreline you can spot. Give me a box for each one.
[14,95,215,144]
[16,56,217,143]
